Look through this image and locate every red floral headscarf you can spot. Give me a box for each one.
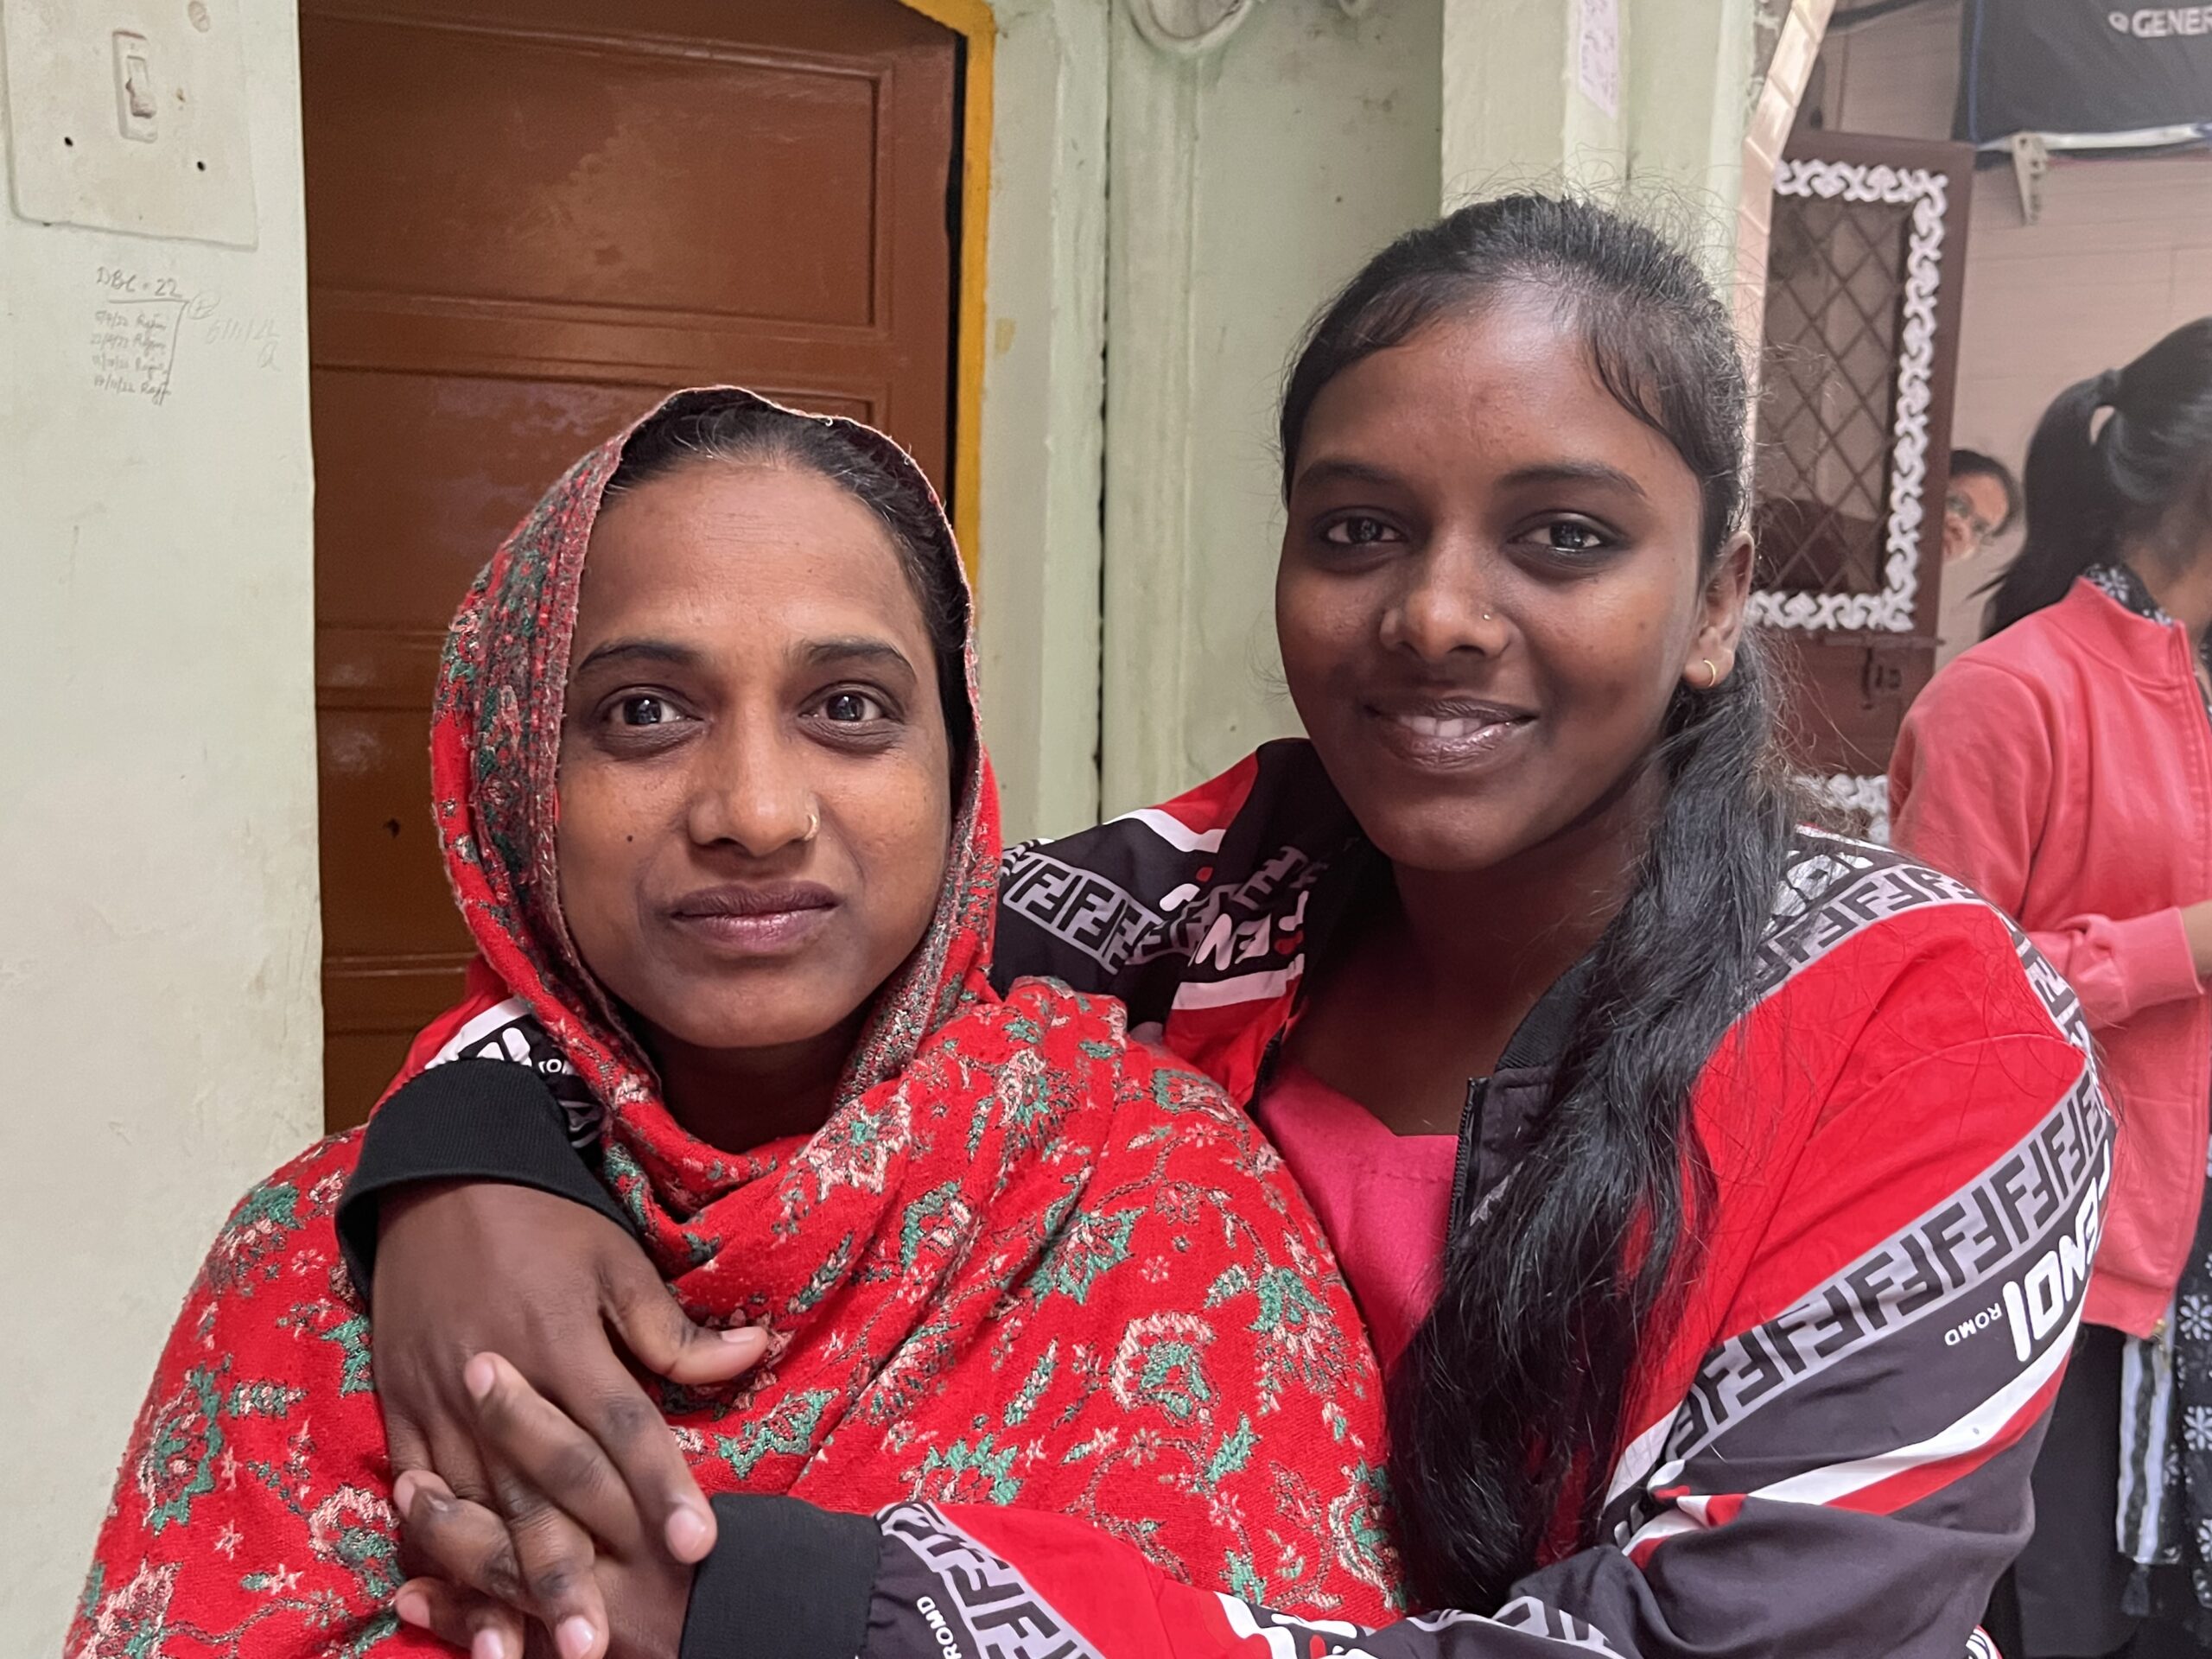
[428,387,998,1239]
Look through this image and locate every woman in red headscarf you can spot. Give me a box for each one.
[67,390,1398,1659]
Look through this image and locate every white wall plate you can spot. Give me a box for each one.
[4,0,257,247]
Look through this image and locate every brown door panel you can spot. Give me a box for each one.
[312,370,686,632]
[304,21,886,327]
[1766,636,1937,778]
[310,303,891,423]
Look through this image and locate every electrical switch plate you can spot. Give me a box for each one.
[3,0,257,247]
[114,31,158,143]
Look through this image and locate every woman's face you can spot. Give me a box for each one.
[1942,471,2010,563]
[1276,292,1751,876]
[556,460,954,1058]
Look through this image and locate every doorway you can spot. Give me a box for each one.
[302,0,962,1128]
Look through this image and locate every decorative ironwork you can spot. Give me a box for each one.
[1749,159,1949,634]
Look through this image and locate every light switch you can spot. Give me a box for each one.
[4,0,257,247]
[114,31,156,143]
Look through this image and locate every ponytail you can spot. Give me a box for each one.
[1985,320,2212,637]
[1980,375,2118,636]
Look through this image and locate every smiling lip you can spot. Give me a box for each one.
[665,882,838,955]
[1363,696,1536,772]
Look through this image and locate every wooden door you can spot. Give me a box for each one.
[1749,131,1974,841]
[304,0,960,1129]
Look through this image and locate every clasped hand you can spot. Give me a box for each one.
[391,1352,739,1659]
[372,1185,766,1659]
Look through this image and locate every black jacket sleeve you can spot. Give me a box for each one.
[334,1060,630,1294]
[679,1494,881,1659]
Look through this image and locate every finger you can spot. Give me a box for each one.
[424,1419,497,1509]
[556,1372,717,1567]
[466,1355,647,1554]
[458,1362,621,1659]
[593,1264,762,1562]
[399,1474,604,1659]
[479,1478,608,1659]
[384,1406,434,1479]
[571,1380,718,1565]
[394,1576,527,1659]
[598,1249,766,1389]
[518,1331,724,1565]
[397,1471,528,1606]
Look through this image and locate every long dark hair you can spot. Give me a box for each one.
[1279,194,1797,1611]
[1984,318,2212,637]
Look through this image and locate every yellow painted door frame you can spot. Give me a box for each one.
[894,0,994,583]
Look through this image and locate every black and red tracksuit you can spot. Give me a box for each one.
[346,741,2110,1659]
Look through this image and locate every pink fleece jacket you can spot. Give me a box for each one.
[1891,576,2212,1336]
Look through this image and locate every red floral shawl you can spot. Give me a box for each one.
[71,390,1396,1659]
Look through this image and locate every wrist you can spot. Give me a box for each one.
[614,1560,695,1659]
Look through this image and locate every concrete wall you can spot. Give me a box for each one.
[1820,0,2212,661]
[1442,0,1755,214]
[1441,0,1624,200]
[0,3,324,1649]
[971,0,1110,842]
[1099,0,1446,817]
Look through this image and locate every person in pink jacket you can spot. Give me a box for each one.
[1893,318,2212,1658]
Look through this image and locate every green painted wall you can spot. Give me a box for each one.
[1100,0,1446,821]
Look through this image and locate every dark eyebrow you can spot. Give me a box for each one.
[1295,456,1650,501]
[1291,457,1406,493]
[1496,460,1649,499]
[570,638,704,677]
[571,634,920,682]
[797,636,918,678]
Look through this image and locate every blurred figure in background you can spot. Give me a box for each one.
[1933,447,2023,664]
[1892,320,2212,1658]
[1945,448,2021,565]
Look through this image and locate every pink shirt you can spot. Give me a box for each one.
[1254,1062,1458,1372]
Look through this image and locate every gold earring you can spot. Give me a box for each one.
[1695,658,1719,690]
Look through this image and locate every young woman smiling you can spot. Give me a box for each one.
[344,198,2104,1659]
[68,391,1399,1659]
